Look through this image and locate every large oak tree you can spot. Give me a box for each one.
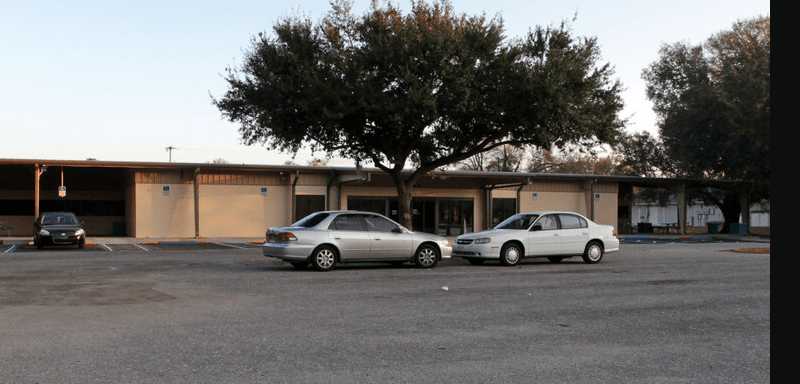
[635,16,769,229]
[215,0,624,229]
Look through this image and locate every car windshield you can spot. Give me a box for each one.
[41,213,78,226]
[292,212,330,228]
[494,213,540,230]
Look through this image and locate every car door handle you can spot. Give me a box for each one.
[334,237,342,240]
[582,232,588,235]
[553,233,559,236]
[374,238,381,241]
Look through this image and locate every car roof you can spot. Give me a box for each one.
[40,212,77,216]
[518,211,588,217]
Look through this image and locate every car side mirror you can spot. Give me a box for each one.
[531,224,542,231]
[391,227,403,233]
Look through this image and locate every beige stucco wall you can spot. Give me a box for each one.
[134,183,195,238]
[198,184,289,237]
[340,185,486,232]
[518,181,618,230]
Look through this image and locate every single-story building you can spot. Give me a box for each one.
[0,158,766,238]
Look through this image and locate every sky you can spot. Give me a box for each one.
[0,0,769,166]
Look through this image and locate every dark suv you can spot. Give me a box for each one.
[34,212,86,249]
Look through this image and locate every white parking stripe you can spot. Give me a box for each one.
[132,243,150,252]
[2,245,15,254]
[100,243,113,252]
[213,242,245,249]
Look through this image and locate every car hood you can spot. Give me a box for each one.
[457,229,519,240]
[40,224,82,231]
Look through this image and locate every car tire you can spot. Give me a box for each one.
[290,262,308,270]
[36,239,43,250]
[547,256,564,263]
[466,258,484,265]
[499,243,522,266]
[414,244,439,268]
[78,240,85,249]
[582,241,604,264]
[310,245,337,272]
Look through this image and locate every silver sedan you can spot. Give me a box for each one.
[262,210,452,271]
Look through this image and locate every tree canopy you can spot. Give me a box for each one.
[641,15,769,183]
[215,0,624,227]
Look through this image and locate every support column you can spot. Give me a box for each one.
[289,171,299,223]
[584,180,595,220]
[676,184,686,235]
[483,187,493,231]
[34,163,41,219]
[193,168,200,239]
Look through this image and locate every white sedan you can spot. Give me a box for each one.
[453,211,620,266]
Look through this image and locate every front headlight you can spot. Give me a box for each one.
[75,229,85,236]
[438,239,451,247]
[38,229,50,236]
[474,238,492,244]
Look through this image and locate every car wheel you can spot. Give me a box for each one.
[414,244,439,268]
[547,256,564,263]
[36,239,43,250]
[311,245,337,271]
[499,243,522,266]
[290,262,308,270]
[582,241,604,264]
[466,258,484,265]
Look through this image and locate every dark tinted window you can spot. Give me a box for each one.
[495,214,539,230]
[364,215,398,232]
[295,195,325,222]
[41,213,78,225]
[558,214,585,229]
[293,212,330,228]
[491,198,517,226]
[330,214,367,231]
[535,215,559,230]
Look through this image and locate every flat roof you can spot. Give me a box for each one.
[0,157,739,186]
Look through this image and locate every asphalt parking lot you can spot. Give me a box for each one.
[0,242,769,383]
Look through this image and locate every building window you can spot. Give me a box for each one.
[492,198,517,227]
[437,199,474,236]
[295,195,325,221]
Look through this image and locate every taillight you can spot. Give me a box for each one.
[273,232,297,242]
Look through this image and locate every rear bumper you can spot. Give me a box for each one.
[604,237,621,253]
[261,242,315,261]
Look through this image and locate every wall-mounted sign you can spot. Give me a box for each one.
[58,186,66,198]
[260,186,268,195]
[594,193,601,199]
[531,192,539,200]
[162,185,171,193]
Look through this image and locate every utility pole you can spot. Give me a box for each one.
[166,146,177,162]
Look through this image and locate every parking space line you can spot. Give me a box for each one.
[133,243,150,252]
[2,245,15,254]
[100,243,113,252]
[212,242,245,250]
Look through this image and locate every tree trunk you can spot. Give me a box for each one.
[719,192,742,233]
[395,179,415,230]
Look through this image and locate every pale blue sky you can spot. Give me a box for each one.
[0,0,769,165]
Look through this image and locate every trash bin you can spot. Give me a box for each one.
[637,222,654,233]
[728,223,749,235]
[707,222,723,234]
